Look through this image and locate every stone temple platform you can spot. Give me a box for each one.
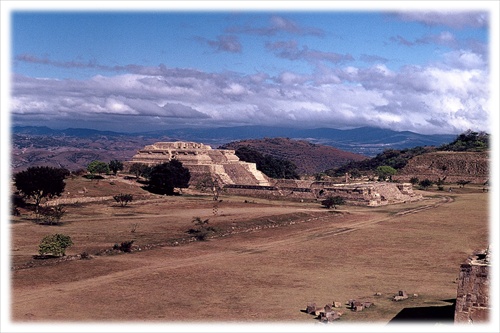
[128,141,422,206]
[128,142,271,186]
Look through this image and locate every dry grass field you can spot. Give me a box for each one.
[9,176,489,327]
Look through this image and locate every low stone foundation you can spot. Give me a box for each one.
[224,181,422,206]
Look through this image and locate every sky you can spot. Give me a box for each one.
[4,2,499,136]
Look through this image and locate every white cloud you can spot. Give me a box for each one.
[394,11,488,29]
[11,47,490,135]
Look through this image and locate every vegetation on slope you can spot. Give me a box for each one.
[325,130,489,177]
[221,137,367,175]
[232,146,300,179]
[438,130,489,152]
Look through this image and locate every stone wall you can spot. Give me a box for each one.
[454,248,490,323]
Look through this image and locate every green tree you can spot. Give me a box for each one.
[376,165,397,181]
[129,163,151,179]
[108,160,124,176]
[234,146,299,179]
[87,160,110,177]
[321,196,345,209]
[410,177,420,186]
[440,130,490,152]
[38,234,73,257]
[148,160,191,195]
[419,179,433,190]
[14,166,67,213]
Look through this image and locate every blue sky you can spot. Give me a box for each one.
[5,2,497,135]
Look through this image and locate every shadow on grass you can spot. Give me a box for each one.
[389,299,455,323]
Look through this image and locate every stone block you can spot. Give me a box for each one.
[333,301,342,308]
[305,303,317,314]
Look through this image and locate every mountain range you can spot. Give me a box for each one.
[12,125,457,156]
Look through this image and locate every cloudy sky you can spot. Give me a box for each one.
[6,2,497,135]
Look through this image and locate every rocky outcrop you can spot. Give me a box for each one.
[394,151,489,184]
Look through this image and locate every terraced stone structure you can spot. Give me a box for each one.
[130,141,422,206]
[129,142,271,186]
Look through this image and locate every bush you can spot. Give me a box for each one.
[38,234,73,257]
[113,193,133,207]
[321,196,345,209]
[188,217,216,241]
[419,179,433,189]
[119,240,134,252]
[80,251,91,260]
[37,205,66,225]
[457,180,471,188]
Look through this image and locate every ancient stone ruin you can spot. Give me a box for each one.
[392,290,409,302]
[305,302,344,323]
[128,141,271,186]
[129,141,422,206]
[225,180,422,206]
[454,248,490,323]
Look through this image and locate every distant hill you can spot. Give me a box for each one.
[11,125,459,173]
[12,125,457,156]
[220,137,367,175]
[140,126,457,156]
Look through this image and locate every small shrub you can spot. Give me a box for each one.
[188,217,216,241]
[113,193,133,207]
[38,233,73,257]
[119,240,134,252]
[419,179,433,190]
[321,196,345,209]
[80,251,91,260]
[37,205,66,225]
[12,207,21,216]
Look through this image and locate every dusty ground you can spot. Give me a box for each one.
[9,176,489,327]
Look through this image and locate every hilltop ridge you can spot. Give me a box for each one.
[220,137,367,175]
